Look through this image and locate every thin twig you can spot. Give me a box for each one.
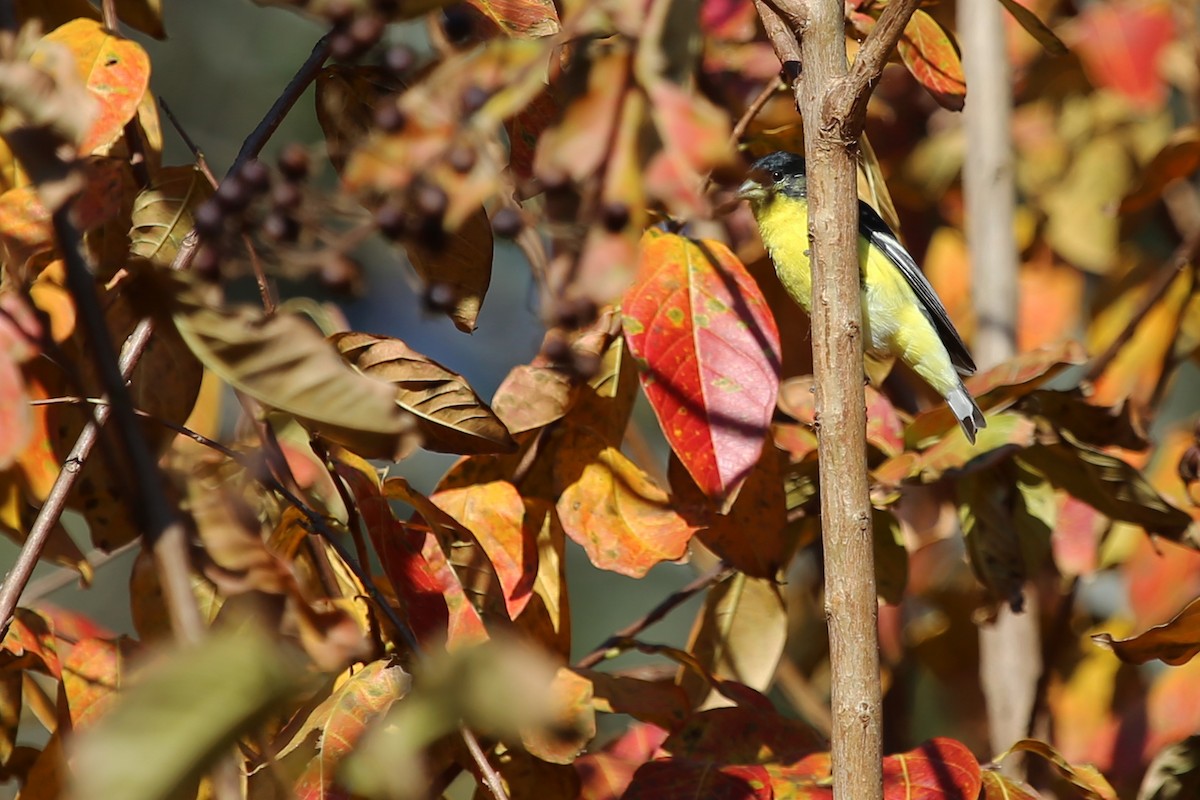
[575,563,734,669]
[20,541,139,603]
[232,33,334,170]
[161,97,277,313]
[461,724,509,800]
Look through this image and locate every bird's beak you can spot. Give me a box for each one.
[736,179,762,200]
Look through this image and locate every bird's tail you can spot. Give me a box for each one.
[946,383,986,445]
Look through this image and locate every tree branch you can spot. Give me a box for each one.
[833,0,922,133]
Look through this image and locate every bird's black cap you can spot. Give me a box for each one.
[749,151,806,179]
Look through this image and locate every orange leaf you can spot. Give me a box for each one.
[897,10,966,111]
[1121,126,1200,214]
[1074,1,1174,111]
[554,424,698,578]
[1094,594,1200,666]
[61,638,127,732]
[37,19,150,154]
[467,0,559,37]
[431,480,535,618]
[623,230,781,508]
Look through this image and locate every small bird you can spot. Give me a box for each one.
[737,151,986,444]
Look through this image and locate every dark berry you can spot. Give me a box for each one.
[491,207,523,238]
[441,5,474,44]
[239,159,270,193]
[215,177,250,213]
[193,200,224,238]
[384,43,416,76]
[422,281,458,313]
[192,243,221,280]
[555,297,598,329]
[414,183,447,218]
[329,31,359,62]
[571,349,601,379]
[462,85,490,114]
[278,144,310,182]
[349,13,386,50]
[373,102,406,133]
[320,253,363,294]
[447,143,475,173]
[271,181,302,212]
[542,330,570,363]
[262,211,299,243]
[600,201,630,232]
[374,202,408,239]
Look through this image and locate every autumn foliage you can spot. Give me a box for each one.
[1,0,1200,798]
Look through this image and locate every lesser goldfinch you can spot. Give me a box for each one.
[738,151,986,444]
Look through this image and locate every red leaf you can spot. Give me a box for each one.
[0,609,60,678]
[624,760,772,800]
[881,738,982,800]
[576,723,670,800]
[1074,1,1174,111]
[623,230,781,509]
[897,10,967,111]
[700,0,758,41]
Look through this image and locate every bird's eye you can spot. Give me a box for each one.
[772,171,783,182]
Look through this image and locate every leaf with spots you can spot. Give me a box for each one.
[61,638,128,732]
[553,424,698,578]
[35,19,151,154]
[622,230,781,511]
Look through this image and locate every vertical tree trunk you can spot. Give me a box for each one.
[798,3,882,798]
[960,0,1037,773]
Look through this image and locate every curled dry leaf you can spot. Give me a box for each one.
[171,298,416,461]
[1093,594,1200,666]
[330,331,514,455]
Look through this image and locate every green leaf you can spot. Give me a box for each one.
[72,629,304,800]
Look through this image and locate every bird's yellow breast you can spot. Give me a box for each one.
[752,193,959,397]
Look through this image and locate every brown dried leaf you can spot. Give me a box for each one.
[405,207,494,334]
[331,331,514,455]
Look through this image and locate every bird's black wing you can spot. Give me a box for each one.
[858,201,977,376]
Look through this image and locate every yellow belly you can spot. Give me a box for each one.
[755,194,959,398]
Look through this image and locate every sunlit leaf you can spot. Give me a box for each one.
[278,660,410,800]
[897,10,967,111]
[61,638,127,732]
[1002,739,1117,799]
[35,19,151,154]
[1073,1,1174,111]
[331,331,514,455]
[430,480,535,619]
[1121,126,1200,214]
[678,573,786,708]
[1137,735,1200,800]
[881,738,982,800]
[623,230,781,509]
[467,0,559,37]
[554,424,697,578]
[1094,595,1200,666]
